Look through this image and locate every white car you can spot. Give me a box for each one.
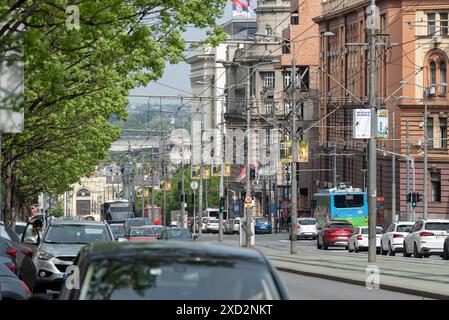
[296,218,318,240]
[380,221,415,256]
[403,219,449,258]
[348,226,384,253]
[206,219,221,233]
[234,218,241,234]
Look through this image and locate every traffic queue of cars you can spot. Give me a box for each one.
[313,217,449,260]
[0,215,288,300]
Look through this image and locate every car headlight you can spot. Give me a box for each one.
[37,250,53,260]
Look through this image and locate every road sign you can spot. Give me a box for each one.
[244,196,252,203]
[244,202,252,208]
[190,181,198,190]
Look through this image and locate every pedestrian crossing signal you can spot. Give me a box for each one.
[219,196,225,212]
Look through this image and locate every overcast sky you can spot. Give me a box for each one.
[129,1,256,106]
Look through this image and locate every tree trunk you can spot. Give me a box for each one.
[4,159,13,227]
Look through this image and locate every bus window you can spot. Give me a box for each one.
[333,195,364,208]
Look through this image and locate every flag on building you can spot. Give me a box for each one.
[236,165,246,182]
[232,0,252,17]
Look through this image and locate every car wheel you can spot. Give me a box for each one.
[323,242,328,250]
[443,246,449,260]
[317,238,322,250]
[354,243,359,253]
[403,242,412,257]
[381,242,388,255]
[348,242,354,253]
[388,242,396,256]
[414,243,423,258]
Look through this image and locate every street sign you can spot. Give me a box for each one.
[244,195,252,203]
[190,181,198,190]
[244,202,252,208]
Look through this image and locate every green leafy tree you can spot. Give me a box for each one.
[0,0,226,225]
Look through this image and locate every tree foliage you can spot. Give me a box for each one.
[0,0,226,224]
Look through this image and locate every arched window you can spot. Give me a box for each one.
[441,61,447,95]
[76,188,91,197]
[430,61,437,86]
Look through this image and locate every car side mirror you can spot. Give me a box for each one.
[24,237,37,245]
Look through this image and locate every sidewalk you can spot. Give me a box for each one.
[201,236,449,299]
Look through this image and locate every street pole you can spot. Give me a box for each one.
[290,40,298,254]
[245,65,253,248]
[163,169,167,226]
[423,88,429,220]
[193,187,196,235]
[406,120,410,220]
[392,110,396,222]
[198,107,204,235]
[367,0,378,262]
[219,96,225,243]
[333,143,337,187]
[181,129,186,228]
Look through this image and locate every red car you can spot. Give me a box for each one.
[125,226,157,241]
[317,220,354,250]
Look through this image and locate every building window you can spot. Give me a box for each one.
[441,13,448,36]
[428,13,436,35]
[441,61,447,95]
[427,117,434,148]
[284,100,292,115]
[298,66,310,92]
[440,117,447,148]
[266,25,272,35]
[282,40,290,54]
[265,96,274,114]
[291,12,299,25]
[76,188,91,197]
[262,72,275,88]
[430,61,437,86]
[283,71,292,90]
[431,171,441,202]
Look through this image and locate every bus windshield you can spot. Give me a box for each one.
[333,194,364,208]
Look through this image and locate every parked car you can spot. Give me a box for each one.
[206,219,221,233]
[443,236,449,260]
[255,218,272,234]
[348,226,384,253]
[59,242,290,300]
[0,262,31,300]
[151,225,166,239]
[158,228,197,241]
[125,226,157,241]
[124,218,151,229]
[1,222,36,291]
[30,220,114,292]
[224,219,236,234]
[14,222,27,239]
[295,218,318,240]
[403,219,449,258]
[380,221,415,256]
[317,220,354,250]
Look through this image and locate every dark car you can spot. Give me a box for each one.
[443,236,449,260]
[151,225,166,239]
[1,222,37,291]
[109,223,126,241]
[124,218,152,229]
[0,260,32,300]
[255,218,272,234]
[59,242,290,300]
[317,220,354,250]
[158,228,197,241]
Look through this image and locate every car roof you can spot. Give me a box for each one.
[50,219,107,226]
[129,226,153,229]
[422,219,449,223]
[81,241,267,263]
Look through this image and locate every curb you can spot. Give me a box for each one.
[275,266,449,300]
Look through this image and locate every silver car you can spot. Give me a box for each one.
[296,218,318,240]
[28,220,114,292]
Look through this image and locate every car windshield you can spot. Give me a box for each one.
[127,219,148,227]
[397,225,413,233]
[80,258,280,300]
[360,228,383,235]
[209,220,219,224]
[425,222,449,231]
[166,229,191,238]
[298,219,316,225]
[130,228,155,237]
[43,225,110,244]
[111,226,125,236]
[328,223,353,229]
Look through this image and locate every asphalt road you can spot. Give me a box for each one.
[279,272,425,300]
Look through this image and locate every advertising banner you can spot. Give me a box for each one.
[377,108,388,139]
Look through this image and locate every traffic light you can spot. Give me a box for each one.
[416,192,422,203]
[406,192,411,203]
[411,192,417,207]
[219,196,225,212]
[250,167,256,180]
